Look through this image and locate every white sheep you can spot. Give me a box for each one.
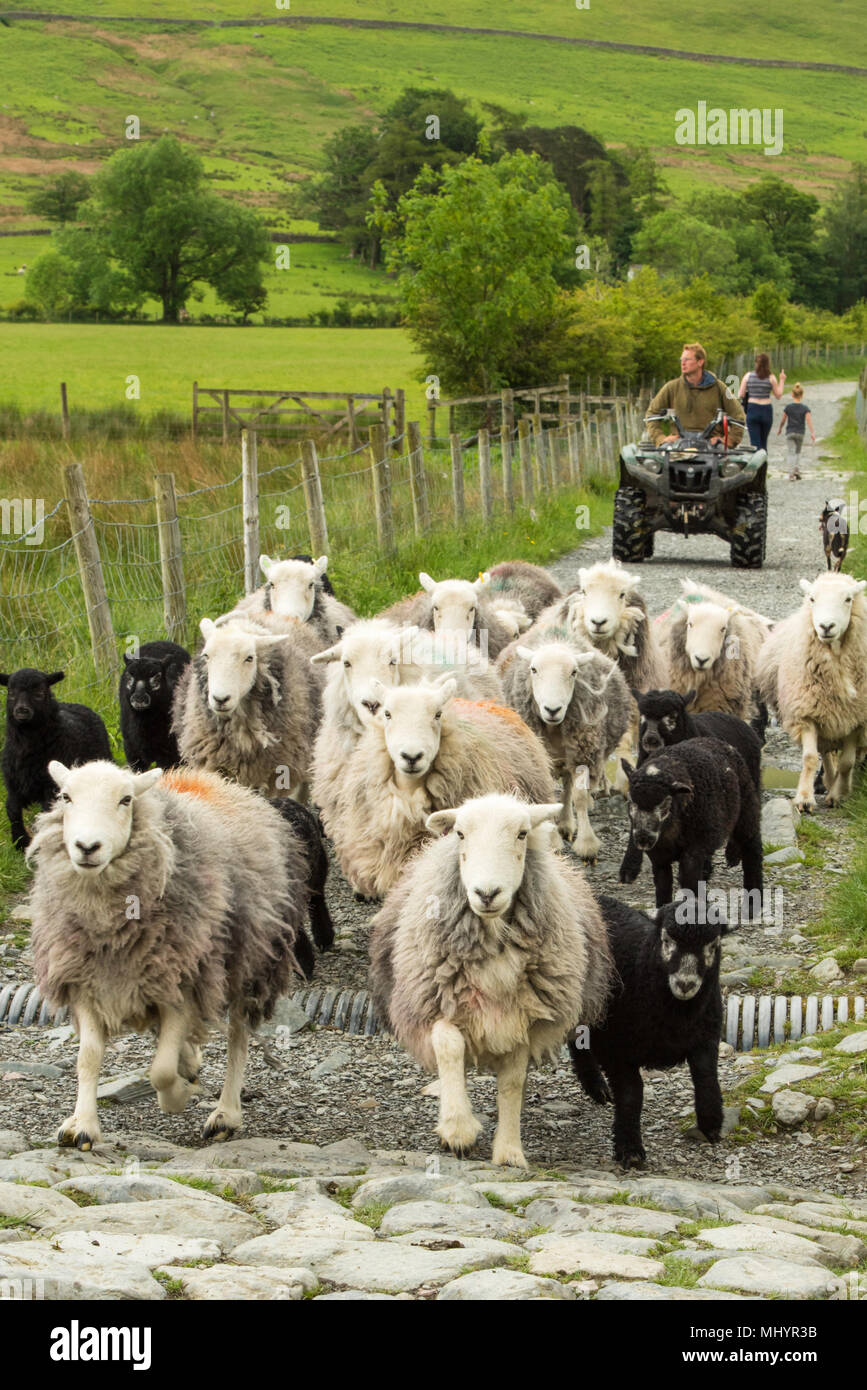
[319,679,556,900]
[232,554,355,646]
[171,613,324,800]
[660,578,771,720]
[500,631,634,861]
[25,762,305,1148]
[310,618,503,817]
[369,794,613,1167]
[755,571,867,811]
[380,571,514,659]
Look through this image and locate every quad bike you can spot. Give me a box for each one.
[613,408,767,569]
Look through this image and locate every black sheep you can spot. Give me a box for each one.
[570,894,726,1169]
[119,641,191,772]
[268,797,335,980]
[1,668,112,851]
[621,736,763,917]
[620,689,762,883]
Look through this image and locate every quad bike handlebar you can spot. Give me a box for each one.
[643,408,748,449]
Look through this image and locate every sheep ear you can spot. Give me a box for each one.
[310,642,342,665]
[620,758,635,780]
[430,670,456,689]
[419,572,437,593]
[473,571,490,592]
[255,632,293,649]
[313,556,328,576]
[575,651,597,666]
[46,671,65,686]
[259,555,275,579]
[426,809,457,836]
[200,618,217,639]
[672,598,687,614]
[855,580,867,595]
[670,780,693,796]
[436,677,458,706]
[48,760,70,788]
[516,645,534,662]
[133,768,162,796]
[577,568,588,591]
[799,579,813,596]
[528,803,564,827]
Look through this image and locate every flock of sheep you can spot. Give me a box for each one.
[3,547,867,1170]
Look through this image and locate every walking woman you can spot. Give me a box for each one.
[738,353,786,452]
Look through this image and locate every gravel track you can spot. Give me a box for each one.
[1,381,863,1201]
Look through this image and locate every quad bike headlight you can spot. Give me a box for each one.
[720,459,743,478]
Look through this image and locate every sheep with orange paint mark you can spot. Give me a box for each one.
[25,763,307,1150]
[318,679,556,900]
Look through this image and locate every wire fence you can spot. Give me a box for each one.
[0,398,632,697]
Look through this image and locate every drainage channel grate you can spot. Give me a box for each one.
[2,981,864,1050]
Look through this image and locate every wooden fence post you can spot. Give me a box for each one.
[427,396,438,447]
[241,429,260,595]
[407,421,430,535]
[450,433,465,524]
[532,413,548,490]
[60,382,70,441]
[221,390,230,445]
[478,428,493,523]
[518,417,534,505]
[392,387,406,452]
[581,413,593,474]
[380,387,391,436]
[567,421,581,485]
[191,380,198,444]
[501,429,514,513]
[300,439,330,555]
[501,388,514,445]
[154,472,186,641]
[63,462,117,676]
[347,395,360,449]
[369,423,395,552]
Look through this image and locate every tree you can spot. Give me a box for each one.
[27,172,90,226]
[822,164,867,312]
[685,189,792,294]
[632,211,739,290]
[375,153,574,394]
[740,175,830,306]
[27,251,75,319]
[751,281,793,341]
[299,125,380,260]
[496,125,609,213]
[85,135,269,322]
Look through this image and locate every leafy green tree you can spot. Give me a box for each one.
[685,189,791,294]
[822,164,867,312]
[632,211,739,289]
[299,125,380,261]
[496,125,609,213]
[27,251,75,319]
[375,153,574,394]
[751,281,793,341]
[84,135,269,322]
[740,174,830,306]
[55,225,143,318]
[27,172,90,226]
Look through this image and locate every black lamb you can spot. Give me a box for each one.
[269,796,335,980]
[570,894,727,1169]
[119,641,191,772]
[1,668,112,851]
[621,736,763,917]
[620,689,762,883]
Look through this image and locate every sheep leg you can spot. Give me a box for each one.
[571,771,601,864]
[611,721,637,798]
[203,1010,249,1140]
[178,1040,203,1084]
[794,723,820,813]
[309,892,335,951]
[677,851,706,901]
[6,796,29,852]
[58,1002,106,1150]
[650,858,674,908]
[619,828,643,884]
[432,1018,483,1156]
[557,766,578,843]
[491,1043,530,1169]
[151,1005,197,1114]
[607,1064,646,1169]
[568,1040,612,1104]
[826,737,858,807]
[687,1041,723,1143]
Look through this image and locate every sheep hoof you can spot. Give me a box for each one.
[585,1077,613,1105]
[353,891,379,904]
[619,866,639,885]
[202,1108,241,1142]
[580,851,598,867]
[491,1140,529,1169]
[558,825,577,845]
[615,1146,647,1170]
[437,1112,483,1156]
[156,1077,199,1114]
[57,1117,101,1151]
[794,796,815,814]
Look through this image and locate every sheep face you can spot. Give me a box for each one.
[0,667,64,726]
[199,618,290,716]
[375,677,457,778]
[799,572,866,644]
[122,654,174,712]
[682,601,731,671]
[260,555,328,622]
[516,643,598,726]
[622,760,691,851]
[420,573,485,638]
[312,621,402,724]
[47,759,161,875]
[426,794,563,919]
[656,907,723,1001]
[576,560,639,641]
[636,690,690,756]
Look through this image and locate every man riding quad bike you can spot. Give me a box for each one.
[612,406,768,569]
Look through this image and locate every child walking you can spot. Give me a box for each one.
[778,383,816,481]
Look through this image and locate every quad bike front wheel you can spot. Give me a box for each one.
[612,486,652,563]
[730,493,766,569]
